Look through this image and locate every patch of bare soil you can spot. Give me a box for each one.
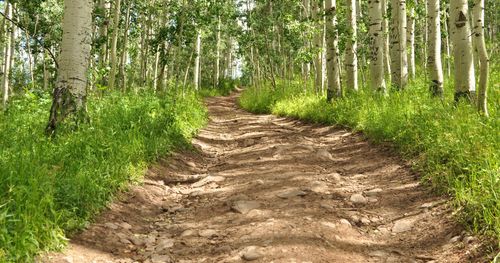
[42,92,490,263]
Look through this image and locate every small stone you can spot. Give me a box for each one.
[130,235,146,246]
[120,222,132,230]
[365,188,383,197]
[420,202,434,209]
[150,254,172,263]
[180,229,196,237]
[329,173,342,182]
[449,235,461,243]
[231,201,261,214]
[392,219,415,233]
[62,256,74,263]
[367,197,379,203]
[155,238,175,252]
[360,217,371,225]
[320,221,337,229]
[350,193,367,204]
[243,138,256,147]
[309,181,329,193]
[199,229,218,238]
[255,179,265,185]
[320,203,334,210]
[277,189,307,198]
[316,149,333,161]
[339,219,352,227]
[192,175,225,188]
[104,222,119,230]
[242,246,264,261]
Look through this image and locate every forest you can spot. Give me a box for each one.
[0,0,498,262]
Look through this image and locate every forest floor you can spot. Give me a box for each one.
[42,91,490,263]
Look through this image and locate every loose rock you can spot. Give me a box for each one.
[242,246,264,261]
[350,193,367,204]
[192,175,225,188]
[231,200,261,214]
[364,188,383,197]
[199,229,218,238]
[277,189,307,199]
[392,219,415,233]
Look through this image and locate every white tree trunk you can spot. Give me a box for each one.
[108,0,121,89]
[368,0,387,92]
[450,0,476,101]
[312,0,323,94]
[1,1,13,109]
[381,0,391,82]
[390,0,408,90]
[119,4,131,91]
[325,0,341,100]
[345,0,358,91]
[194,30,202,90]
[472,0,489,116]
[428,0,444,96]
[47,0,93,133]
[407,4,416,79]
[215,15,221,88]
[98,0,109,68]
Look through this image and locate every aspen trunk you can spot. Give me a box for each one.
[47,0,93,134]
[325,0,341,100]
[381,0,391,82]
[312,0,323,94]
[443,11,451,77]
[345,0,358,91]
[407,4,416,79]
[194,30,202,90]
[428,0,444,96]
[390,0,408,90]
[215,15,221,88]
[368,0,387,92]
[450,0,476,101]
[119,4,131,92]
[473,0,489,116]
[98,0,109,69]
[108,0,121,89]
[1,1,13,109]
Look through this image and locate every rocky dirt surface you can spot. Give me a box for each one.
[41,92,491,263]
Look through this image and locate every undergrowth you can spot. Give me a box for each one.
[239,72,499,244]
[0,90,207,261]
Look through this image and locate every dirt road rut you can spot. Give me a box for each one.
[44,92,486,262]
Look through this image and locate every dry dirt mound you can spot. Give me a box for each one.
[42,92,488,263]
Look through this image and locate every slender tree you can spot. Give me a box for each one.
[368,0,387,92]
[46,0,93,134]
[325,0,341,100]
[194,30,202,90]
[108,0,121,90]
[1,1,13,109]
[345,0,358,91]
[390,0,408,90]
[472,0,489,116]
[427,0,444,96]
[450,0,475,102]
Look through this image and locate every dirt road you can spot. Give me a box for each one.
[43,92,487,262]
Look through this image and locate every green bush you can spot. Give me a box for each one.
[239,75,499,242]
[0,91,207,261]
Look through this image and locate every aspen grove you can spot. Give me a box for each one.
[0,0,498,261]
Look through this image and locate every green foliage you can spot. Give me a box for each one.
[199,78,240,97]
[0,91,207,262]
[239,75,499,243]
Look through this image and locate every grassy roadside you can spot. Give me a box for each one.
[0,90,208,261]
[239,74,499,245]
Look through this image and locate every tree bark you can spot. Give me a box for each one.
[345,0,358,91]
[1,1,12,109]
[119,3,131,92]
[381,0,391,82]
[108,0,121,90]
[390,0,408,90]
[407,3,416,79]
[312,0,323,94]
[368,0,387,92]
[46,0,93,134]
[428,0,444,96]
[325,0,341,100]
[450,0,476,102]
[194,30,202,90]
[472,0,489,116]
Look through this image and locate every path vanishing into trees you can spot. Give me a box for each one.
[43,91,487,263]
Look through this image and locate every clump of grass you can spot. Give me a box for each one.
[239,74,499,242]
[199,78,240,97]
[0,90,207,262]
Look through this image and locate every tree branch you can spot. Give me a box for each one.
[0,10,59,68]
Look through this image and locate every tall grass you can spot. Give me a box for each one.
[0,90,207,261]
[239,73,499,242]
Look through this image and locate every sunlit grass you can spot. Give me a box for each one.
[0,90,207,261]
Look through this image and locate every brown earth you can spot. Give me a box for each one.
[42,92,490,263]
